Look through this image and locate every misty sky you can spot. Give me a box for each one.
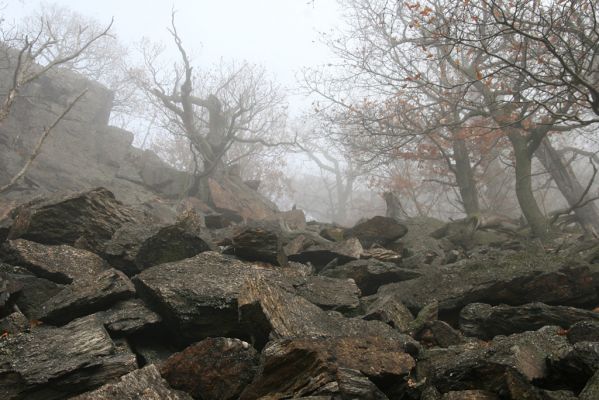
[4,0,343,112]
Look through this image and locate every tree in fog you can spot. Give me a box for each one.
[0,6,114,193]
[134,14,290,199]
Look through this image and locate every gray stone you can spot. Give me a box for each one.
[96,299,161,335]
[293,275,361,314]
[343,216,408,248]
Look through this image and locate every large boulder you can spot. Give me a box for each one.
[6,188,137,254]
[0,239,109,284]
[343,216,408,248]
[72,364,192,400]
[133,252,281,344]
[378,250,599,317]
[460,302,599,340]
[0,315,137,400]
[230,226,287,266]
[160,337,259,400]
[240,336,415,400]
[287,237,363,271]
[207,176,279,221]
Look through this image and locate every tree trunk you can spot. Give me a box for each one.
[509,133,550,239]
[535,137,599,236]
[452,138,480,216]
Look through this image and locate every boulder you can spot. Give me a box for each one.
[207,176,278,221]
[7,188,138,254]
[230,226,287,266]
[580,370,599,400]
[459,302,599,340]
[378,250,599,317]
[415,320,467,348]
[103,220,214,275]
[0,315,137,400]
[240,336,415,400]
[40,268,135,325]
[417,326,572,395]
[293,276,361,314]
[160,337,258,400]
[567,320,599,344]
[549,341,599,390]
[0,309,29,335]
[1,239,109,284]
[287,238,363,271]
[95,299,161,336]
[362,292,414,332]
[320,259,421,296]
[133,252,281,344]
[0,267,23,314]
[72,364,192,400]
[343,216,408,248]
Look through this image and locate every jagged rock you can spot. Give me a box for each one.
[207,176,278,221]
[567,320,599,343]
[407,300,439,336]
[72,364,192,400]
[441,390,499,400]
[240,336,415,400]
[362,292,414,332]
[549,341,599,390]
[103,220,214,275]
[95,299,161,336]
[363,246,402,264]
[287,237,363,271]
[580,370,599,400]
[293,276,361,314]
[416,320,467,348]
[238,276,420,353]
[0,239,109,284]
[459,302,599,340]
[320,259,421,296]
[275,209,307,230]
[133,252,281,344]
[160,337,258,400]
[40,268,135,325]
[343,216,408,248]
[378,250,599,317]
[0,267,23,314]
[320,226,345,242]
[0,263,63,319]
[417,326,571,395]
[230,226,287,266]
[0,309,29,335]
[0,315,137,400]
[6,188,137,253]
[542,390,578,400]
[0,217,11,244]
[421,386,442,400]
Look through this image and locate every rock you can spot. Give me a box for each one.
[230,226,287,266]
[240,336,415,400]
[580,370,599,400]
[416,320,467,348]
[133,252,280,344]
[1,239,109,284]
[96,299,161,336]
[407,300,439,336]
[293,276,361,314]
[103,220,214,275]
[441,390,499,400]
[0,309,29,335]
[160,337,258,400]
[0,315,137,400]
[0,267,23,314]
[343,216,408,248]
[320,226,345,242]
[362,292,414,332]
[459,302,599,340]
[72,364,192,400]
[378,250,599,318]
[287,237,363,271]
[549,341,599,390]
[363,246,402,264]
[7,188,137,254]
[567,320,599,343]
[238,276,420,353]
[396,217,446,266]
[275,209,307,230]
[0,263,64,319]
[207,176,278,221]
[320,259,421,296]
[40,269,135,325]
[417,326,571,394]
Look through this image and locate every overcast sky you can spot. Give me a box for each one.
[4,0,343,113]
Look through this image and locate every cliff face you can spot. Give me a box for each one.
[0,62,278,221]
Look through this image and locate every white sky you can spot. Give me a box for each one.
[3,0,343,113]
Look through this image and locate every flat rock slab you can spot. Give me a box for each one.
[287,238,363,271]
[160,337,258,400]
[362,291,414,332]
[96,298,161,335]
[567,320,599,343]
[240,336,415,399]
[379,250,599,316]
[293,275,361,314]
[1,239,109,283]
[231,226,286,266]
[0,315,137,400]
[133,252,281,343]
[417,326,572,394]
[460,302,599,340]
[320,259,421,296]
[40,268,135,325]
[7,188,137,254]
[343,216,408,248]
[72,364,192,400]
